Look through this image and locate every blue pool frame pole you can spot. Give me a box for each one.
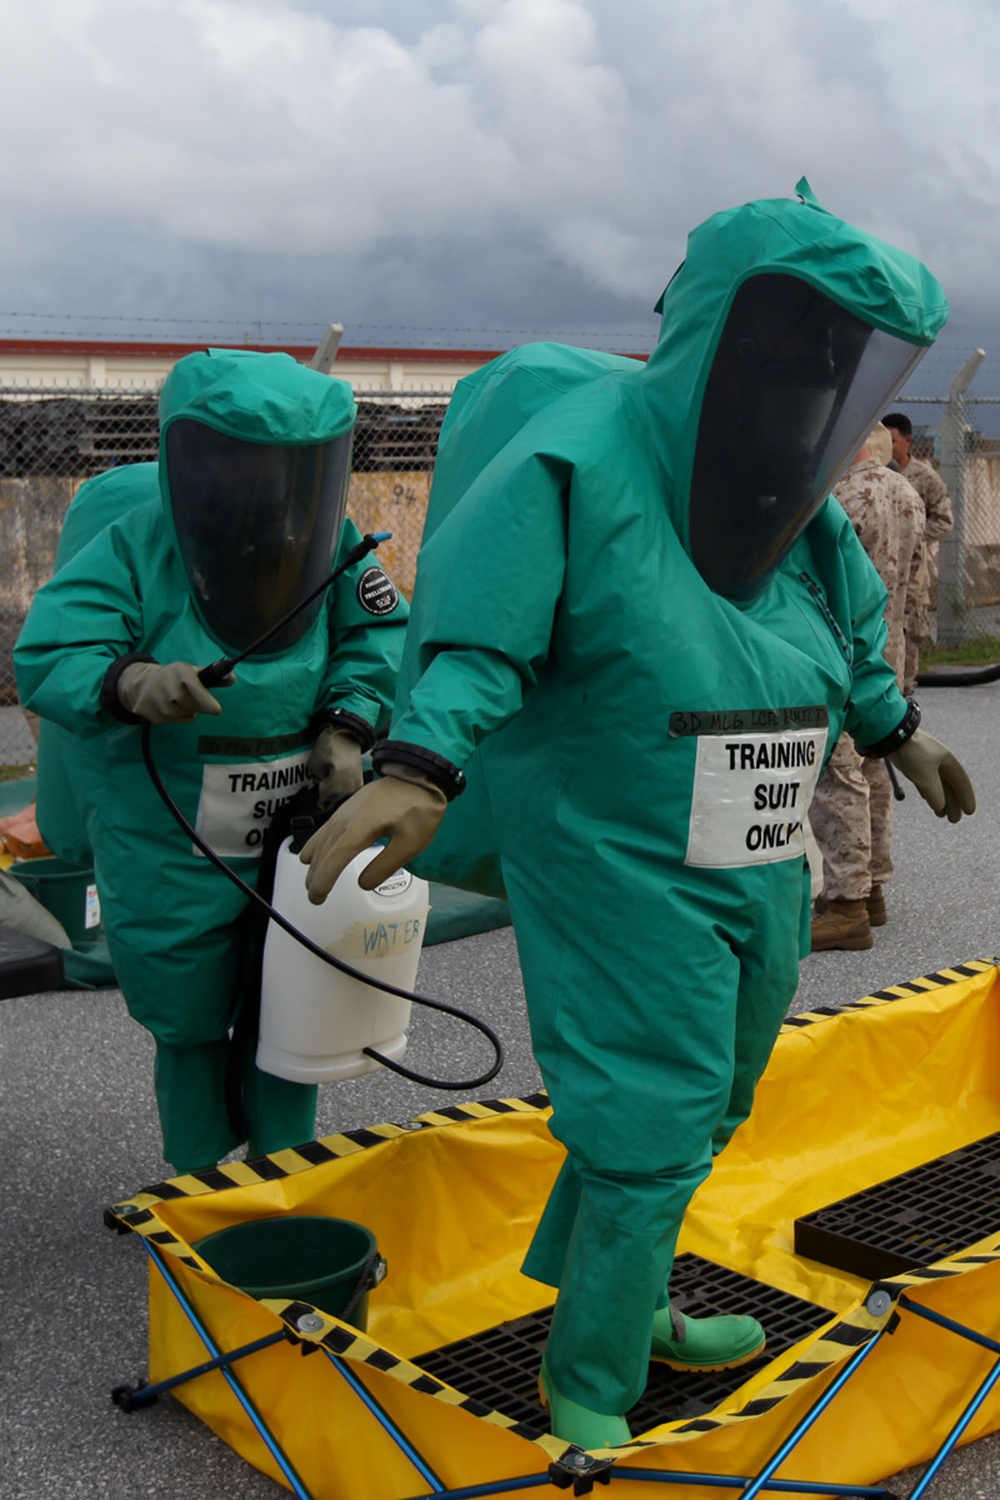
[139,1240,313,1499]
[324,1349,447,1492]
[610,1469,892,1495]
[897,1295,1000,1500]
[403,1462,893,1498]
[401,1471,554,1499]
[738,1328,887,1500]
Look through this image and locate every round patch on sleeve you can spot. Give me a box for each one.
[357,565,400,616]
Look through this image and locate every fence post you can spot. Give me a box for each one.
[937,348,986,647]
[309,324,344,374]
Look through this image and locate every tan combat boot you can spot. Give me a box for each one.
[811,897,873,952]
[866,884,887,926]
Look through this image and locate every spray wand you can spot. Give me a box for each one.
[197,531,392,688]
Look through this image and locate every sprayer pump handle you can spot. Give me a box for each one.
[288,814,320,854]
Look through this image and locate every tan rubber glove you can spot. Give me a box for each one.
[117,661,233,724]
[889,728,976,823]
[300,763,447,903]
[307,725,365,809]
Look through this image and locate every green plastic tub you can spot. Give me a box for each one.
[193,1215,385,1330]
[8,857,103,947]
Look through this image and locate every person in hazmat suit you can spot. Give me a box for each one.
[33,462,164,876]
[15,349,409,1177]
[295,182,976,1450]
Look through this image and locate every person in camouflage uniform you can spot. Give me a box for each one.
[810,425,924,950]
[883,411,954,692]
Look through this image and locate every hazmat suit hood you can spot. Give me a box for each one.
[158,348,358,655]
[641,179,948,601]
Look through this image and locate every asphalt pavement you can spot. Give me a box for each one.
[2,682,1000,1498]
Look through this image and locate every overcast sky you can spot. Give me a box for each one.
[2,0,999,384]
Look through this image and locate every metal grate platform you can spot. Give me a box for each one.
[415,1253,833,1437]
[795,1130,1000,1281]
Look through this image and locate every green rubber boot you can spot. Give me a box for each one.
[650,1305,766,1371]
[538,1356,632,1449]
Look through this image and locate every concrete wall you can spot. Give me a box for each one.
[0,476,78,703]
[0,471,429,713]
[960,455,1000,608]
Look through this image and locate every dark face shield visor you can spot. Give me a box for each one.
[688,273,926,602]
[164,421,353,655]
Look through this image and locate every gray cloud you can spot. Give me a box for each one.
[1,0,998,372]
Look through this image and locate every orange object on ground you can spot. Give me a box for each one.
[0,801,51,860]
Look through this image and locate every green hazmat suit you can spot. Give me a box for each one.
[35,463,160,871]
[376,183,947,1416]
[16,351,408,1174]
[29,464,159,991]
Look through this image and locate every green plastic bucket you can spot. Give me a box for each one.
[192,1215,386,1330]
[8,858,103,947]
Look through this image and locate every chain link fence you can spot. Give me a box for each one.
[955,394,1000,643]
[3,359,1000,769]
[881,351,1000,654]
[0,381,450,769]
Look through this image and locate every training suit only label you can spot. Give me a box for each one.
[194,750,313,858]
[685,727,829,869]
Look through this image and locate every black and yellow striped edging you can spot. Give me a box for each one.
[106,1092,553,1300]
[263,1296,632,1463]
[110,1090,553,1215]
[779,957,997,1032]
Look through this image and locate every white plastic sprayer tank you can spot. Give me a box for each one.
[257,840,430,1083]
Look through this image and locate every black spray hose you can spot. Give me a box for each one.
[886,758,905,803]
[198,531,392,689]
[140,730,504,1094]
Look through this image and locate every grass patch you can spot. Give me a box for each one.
[0,764,34,783]
[920,637,1000,668]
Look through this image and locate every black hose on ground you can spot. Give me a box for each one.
[916,664,1000,687]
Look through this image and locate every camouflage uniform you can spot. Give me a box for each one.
[810,459,920,902]
[899,454,953,691]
